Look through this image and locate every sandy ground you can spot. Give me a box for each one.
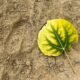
[0,0,80,80]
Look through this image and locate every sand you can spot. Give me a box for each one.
[0,0,80,80]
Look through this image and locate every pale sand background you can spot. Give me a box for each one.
[0,0,80,80]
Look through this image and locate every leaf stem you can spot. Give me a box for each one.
[64,50,76,74]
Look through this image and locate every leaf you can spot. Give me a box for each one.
[38,19,78,56]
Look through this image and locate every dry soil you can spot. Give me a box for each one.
[0,0,80,80]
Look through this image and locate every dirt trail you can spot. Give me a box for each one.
[0,0,80,80]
